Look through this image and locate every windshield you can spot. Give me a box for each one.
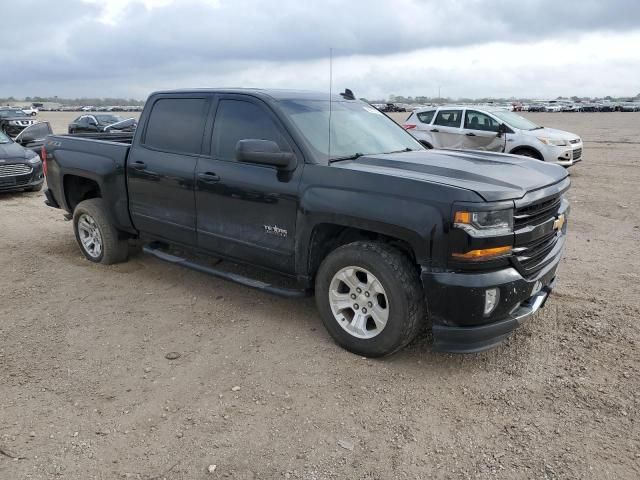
[0,109,26,118]
[0,131,11,144]
[95,114,124,124]
[491,110,540,130]
[279,100,422,162]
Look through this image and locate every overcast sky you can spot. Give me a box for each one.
[2,0,639,100]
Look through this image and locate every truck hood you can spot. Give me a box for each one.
[333,149,569,202]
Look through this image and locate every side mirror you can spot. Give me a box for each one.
[236,139,295,169]
[18,133,35,144]
[497,123,508,137]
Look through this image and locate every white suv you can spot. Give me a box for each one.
[403,106,583,167]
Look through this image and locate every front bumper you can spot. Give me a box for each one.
[545,143,583,167]
[422,249,561,353]
[0,162,44,192]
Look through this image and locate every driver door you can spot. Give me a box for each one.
[462,110,503,151]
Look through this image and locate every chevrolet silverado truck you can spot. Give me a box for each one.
[42,89,570,356]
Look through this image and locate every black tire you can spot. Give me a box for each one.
[420,141,434,149]
[511,148,543,160]
[26,183,43,192]
[73,198,128,264]
[315,241,426,357]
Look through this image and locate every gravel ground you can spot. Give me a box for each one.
[1,112,639,479]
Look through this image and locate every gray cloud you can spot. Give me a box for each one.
[1,0,639,98]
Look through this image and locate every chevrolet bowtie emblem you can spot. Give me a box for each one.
[553,214,565,231]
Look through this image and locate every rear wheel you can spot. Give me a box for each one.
[315,241,426,357]
[73,198,128,264]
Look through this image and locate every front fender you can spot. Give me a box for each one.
[296,186,445,275]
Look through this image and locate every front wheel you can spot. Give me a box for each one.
[315,241,426,357]
[73,198,128,264]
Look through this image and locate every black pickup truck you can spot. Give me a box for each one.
[43,89,570,356]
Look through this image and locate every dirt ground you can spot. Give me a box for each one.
[1,112,639,479]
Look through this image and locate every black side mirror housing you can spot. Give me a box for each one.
[236,139,295,170]
[497,123,508,137]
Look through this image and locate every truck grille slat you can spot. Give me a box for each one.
[0,164,32,178]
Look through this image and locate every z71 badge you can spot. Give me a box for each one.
[264,225,288,237]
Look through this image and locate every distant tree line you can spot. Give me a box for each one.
[361,93,640,104]
[0,96,145,106]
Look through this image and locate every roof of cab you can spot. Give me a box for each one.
[149,88,350,102]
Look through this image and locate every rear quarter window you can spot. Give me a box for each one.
[144,98,208,154]
[416,110,435,124]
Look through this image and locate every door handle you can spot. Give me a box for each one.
[131,161,147,170]
[465,132,476,136]
[198,172,220,183]
[430,128,439,132]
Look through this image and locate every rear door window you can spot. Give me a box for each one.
[434,110,462,128]
[144,98,209,154]
[212,99,289,162]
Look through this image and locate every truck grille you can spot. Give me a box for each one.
[572,148,582,160]
[514,194,561,229]
[515,231,560,274]
[513,194,563,276]
[0,164,32,178]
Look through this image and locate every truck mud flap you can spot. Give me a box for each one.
[142,241,310,299]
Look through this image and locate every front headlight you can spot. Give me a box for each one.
[454,209,513,237]
[537,137,568,146]
[27,155,41,165]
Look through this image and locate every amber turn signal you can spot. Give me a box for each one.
[454,211,471,224]
[451,245,512,261]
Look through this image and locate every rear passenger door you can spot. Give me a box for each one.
[195,95,302,274]
[127,95,210,246]
[462,110,503,151]
[430,109,464,148]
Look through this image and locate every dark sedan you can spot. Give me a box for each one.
[68,114,137,134]
[0,125,47,193]
[0,108,37,137]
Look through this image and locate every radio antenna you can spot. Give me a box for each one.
[328,47,333,162]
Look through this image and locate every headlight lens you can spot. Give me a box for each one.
[27,155,41,165]
[537,137,568,146]
[454,209,513,237]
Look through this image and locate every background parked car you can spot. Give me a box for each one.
[0,108,37,137]
[0,125,47,193]
[21,106,38,116]
[68,114,137,133]
[403,105,583,166]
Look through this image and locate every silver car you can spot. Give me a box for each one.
[403,106,583,167]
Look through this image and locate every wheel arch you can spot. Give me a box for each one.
[509,145,544,160]
[63,174,102,212]
[303,222,421,283]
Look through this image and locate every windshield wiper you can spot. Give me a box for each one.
[383,147,413,154]
[529,126,544,130]
[328,152,365,164]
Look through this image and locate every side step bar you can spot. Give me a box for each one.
[142,242,310,299]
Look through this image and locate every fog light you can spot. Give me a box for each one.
[484,288,500,315]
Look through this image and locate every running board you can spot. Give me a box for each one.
[142,242,310,299]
